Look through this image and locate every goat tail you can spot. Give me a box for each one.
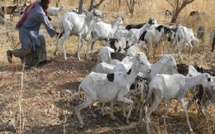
[54,30,64,55]
[148,32,153,46]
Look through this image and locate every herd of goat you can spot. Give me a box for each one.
[1,3,215,133]
[53,8,215,61]
[53,8,215,133]
[76,51,215,133]
[0,3,65,23]
[49,8,215,134]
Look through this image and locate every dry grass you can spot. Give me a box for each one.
[0,0,215,133]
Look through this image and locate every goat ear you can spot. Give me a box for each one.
[160,56,169,64]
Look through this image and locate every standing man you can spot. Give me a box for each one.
[7,0,61,66]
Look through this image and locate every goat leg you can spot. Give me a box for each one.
[110,101,116,120]
[178,98,193,133]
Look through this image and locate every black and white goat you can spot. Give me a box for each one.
[139,25,171,56]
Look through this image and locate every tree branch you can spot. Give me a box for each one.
[94,0,105,9]
[166,0,196,23]
[166,0,175,8]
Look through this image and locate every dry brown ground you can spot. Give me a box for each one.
[0,0,215,134]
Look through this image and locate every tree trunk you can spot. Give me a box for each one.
[56,0,60,7]
[126,0,135,16]
[94,0,105,9]
[168,0,195,23]
[78,0,84,14]
[89,0,95,11]
[130,0,135,15]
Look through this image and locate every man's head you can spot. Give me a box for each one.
[40,0,50,9]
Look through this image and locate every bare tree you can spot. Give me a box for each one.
[78,0,84,14]
[89,0,95,11]
[166,0,195,23]
[126,0,135,16]
[56,0,60,7]
[93,0,106,9]
[79,0,105,13]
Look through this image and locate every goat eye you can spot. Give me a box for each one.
[141,62,144,64]
[208,78,211,82]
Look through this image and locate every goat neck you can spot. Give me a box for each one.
[125,58,144,86]
[149,61,166,80]
[124,67,139,87]
[85,13,96,27]
[185,74,205,90]
[82,12,97,37]
[111,20,120,35]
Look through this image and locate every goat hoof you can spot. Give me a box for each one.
[99,111,106,117]
[137,121,142,126]
[190,128,193,133]
[110,115,116,120]
[126,118,130,124]
[92,114,97,118]
[79,123,84,129]
[124,117,126,122]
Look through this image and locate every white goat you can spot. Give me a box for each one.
[172,25,199,60]
[137,54,178,81]
[114,29,131,39]
[92,62,115,74]
[47,5,65,17]
[55,9,103,60]
[185,77,215,122]
[75,53,151,128]
[86,17,123,57]
[173,65,202,113]
[101,54,177,117]
[142,73,214,134]
[99,46,115,63]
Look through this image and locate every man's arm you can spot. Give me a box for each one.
[39,11,57,37]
